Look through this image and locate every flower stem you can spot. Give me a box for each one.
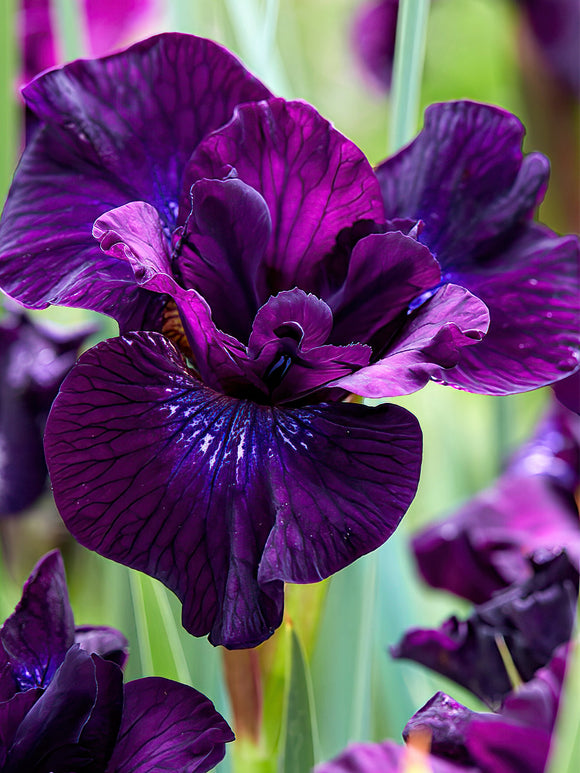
[0,0,18,204]
[51,0,89,62]
[388,0,431,153]
[151,580,192,685]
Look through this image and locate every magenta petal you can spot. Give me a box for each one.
[106,677,233,773]
[351,0,399,92]
[0,34,271,323]
[334,284,489,398]
[314,739,469,773]
[184,98,385,294]
[0,551,74,694]
[45,332,421,648]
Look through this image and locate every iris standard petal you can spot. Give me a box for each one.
[183,97,385,295]
[177,177,272,341]
[0,34,271,324]
[376,101,549,266]
[334,284,489,398]
[44,331,421,648]
[75,625,130,670]
[106,677,234,773]
[0,550,74,694]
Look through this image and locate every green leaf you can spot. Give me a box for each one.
[279,626,318,773]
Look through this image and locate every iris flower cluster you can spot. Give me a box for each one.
[0,33,578,656]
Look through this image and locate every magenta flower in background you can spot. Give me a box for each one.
[351,0,399,92]
[412,401,580,603]
[0,550,233,772]
[20,0,164,83]
[0,35,577,649]
[0,309,95,516]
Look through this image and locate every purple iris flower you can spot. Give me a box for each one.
[412,402,580,603]
[0,34,576,649]
[0,550,233,772]
[316,645,568,772]
[0,33,498,649]
[351,0,399,92]
[0,309,95,516]
[391,551,578,708]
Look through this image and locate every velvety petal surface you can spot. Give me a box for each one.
[392,552,578,708]
[44,331,421,648]
[334,284,489,398]
[3,647,123,773]
[376,100,580,394]
[183,98,385,296]
[107,677,234,773]
[75,625,130,670]
[0,33,271,325]
[0,550,74,695]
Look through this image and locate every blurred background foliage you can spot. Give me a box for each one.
[0,1,576,770]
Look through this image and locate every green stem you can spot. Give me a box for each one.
[129,570,154,677]
[52,0,89,62]
[388,0,431,153]
[0,0,18,204]
[151,579,192,685]
[350,553,377,740]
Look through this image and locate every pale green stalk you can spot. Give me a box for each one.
[52,0,89,62]
[0,0,18,205]
[350,553,377,741]
[129,570,155,677]
[388,0,431,153]
[151,578,192,685]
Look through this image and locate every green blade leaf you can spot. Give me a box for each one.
[279,626,318,773]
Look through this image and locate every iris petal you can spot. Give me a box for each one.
[44,332,421,648]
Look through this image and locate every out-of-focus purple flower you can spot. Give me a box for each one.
[0,309,95,516]
[412,402,580,603]
[351,0,399,92]
[19,0,165,84]
[391,551,578,708]
[375,100,580,395]
[0,550,233,772]
[0,33,499,649]
[316,645,569,773]
[516,0,580,98]
[403,644,568,773]
[352,1,579,98]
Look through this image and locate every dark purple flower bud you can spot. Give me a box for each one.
[0,551,233,772]
[392,552,578,708]
[412,402,580,602]
[0,310,96,516]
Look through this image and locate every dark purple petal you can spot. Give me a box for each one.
[553,370,580,414]
[465,720,550,773]
[517,0,580,97]
[351,0,399,92]
[412,473,580,604]
[176,177,272,341]
[183,98,385,296]
[0,689,42,768]
[0,313,96,515]
[106,677,234,773]
[315,738,471,772]
[376,100,580,394]
[0,34,271,325]
[327,231,442,346]
[392,552,577,707]
[334,284,489,398]
[434,224,580,394]
[75,625,130,670]
[377,101,550,267]
[246,289,371,403]
[44,331,421,648]
[3,646,122,773]
[0,550,74,694]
